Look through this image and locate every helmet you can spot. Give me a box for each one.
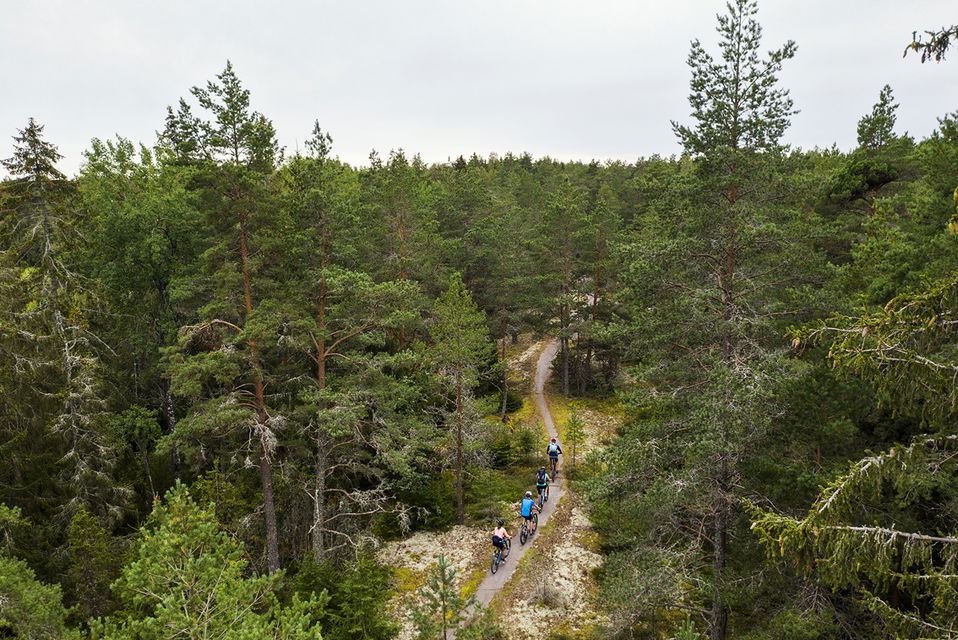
[497,519,505,526]
[551,437,557,443]
[525,491,533,497]
[539,467,546,473]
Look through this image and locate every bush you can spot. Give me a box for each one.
[289,551,399,640]
[394,472,457,531]
[513,422,539,463]
[487,420,538,468]
[504,390,524,414]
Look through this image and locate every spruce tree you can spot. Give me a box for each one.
[1,119,128,528]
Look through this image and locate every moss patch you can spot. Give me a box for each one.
[391,565,427,596]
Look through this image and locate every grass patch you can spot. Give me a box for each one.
[568,395,624,418]
[511,393,539,426]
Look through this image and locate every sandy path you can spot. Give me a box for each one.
[473,339,563,606]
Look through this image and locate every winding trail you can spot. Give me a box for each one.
[473,338,564,607]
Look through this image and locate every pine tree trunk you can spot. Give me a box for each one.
[240,222,280,573]
[710,182,737,640]
[499,324,509,421]
[313,431,328,562]
[161,383,181,480]
[259,443,280,572]
[313,273,329,561]
[455,376,465,525]
[711,497,728,640]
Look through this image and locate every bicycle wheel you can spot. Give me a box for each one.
[491,549,500,574]
[519,523,528,545]
[531,513,539,535]
[503,539,511,560]
[538,488,545,508]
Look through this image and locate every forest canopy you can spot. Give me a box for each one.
[3,2,958,639]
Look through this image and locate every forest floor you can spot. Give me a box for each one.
[379,337,620,639]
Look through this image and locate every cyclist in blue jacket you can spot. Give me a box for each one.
[520,490,540,528]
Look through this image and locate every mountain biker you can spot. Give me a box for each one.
[535,466,550,501]
[492,519,511,553]
[520,490,540,528]
[547,437,562,473]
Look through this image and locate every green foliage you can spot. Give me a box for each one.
[93,483,325,639]
[905,24,958,63]
[66,507,119,621]
[669,617,704,640]
[0,504,27,554]
[672,0,796,157]
[409,555,497,640]
[486,420,538,467]
[796,272,958,425]
[290,552,398,640]
[428,275,493,389]
[749,436,958,637]
[857,85,899,149]
[564,412,586,470]
[0,555,75,640]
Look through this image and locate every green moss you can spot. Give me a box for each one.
[392,566,427,596]
[461,566,487,599]
[568,396,624,418]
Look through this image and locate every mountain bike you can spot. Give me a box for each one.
[519,513,538,545]
[490,538,511,574]
[537,483,549,507]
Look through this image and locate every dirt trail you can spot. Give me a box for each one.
[473,339,563,607]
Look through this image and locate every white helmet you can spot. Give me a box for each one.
[525,491,533,497]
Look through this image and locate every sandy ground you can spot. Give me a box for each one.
[378,525,488,639]
[493,494,607,639]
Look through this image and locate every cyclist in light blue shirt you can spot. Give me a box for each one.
[520,490,540,526]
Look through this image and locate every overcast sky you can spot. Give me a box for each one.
[2,1,956,176]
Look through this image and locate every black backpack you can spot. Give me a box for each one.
[536,470,546,484]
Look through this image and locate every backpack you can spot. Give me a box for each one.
[548,442,559,454]
[536,470,547,484]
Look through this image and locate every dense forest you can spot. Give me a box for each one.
[3,1,958,638]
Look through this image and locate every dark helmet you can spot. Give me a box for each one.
[539,466,546,473]
[497,519,505,526]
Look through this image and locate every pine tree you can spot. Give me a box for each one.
[92,484,325,639]
[162,62,285,572]
[409,554,497,640]
[280,125,425,561]
[857,85,899,149]
[428,276,493,525]
[599,2,802,637]
[564,412,586,471]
